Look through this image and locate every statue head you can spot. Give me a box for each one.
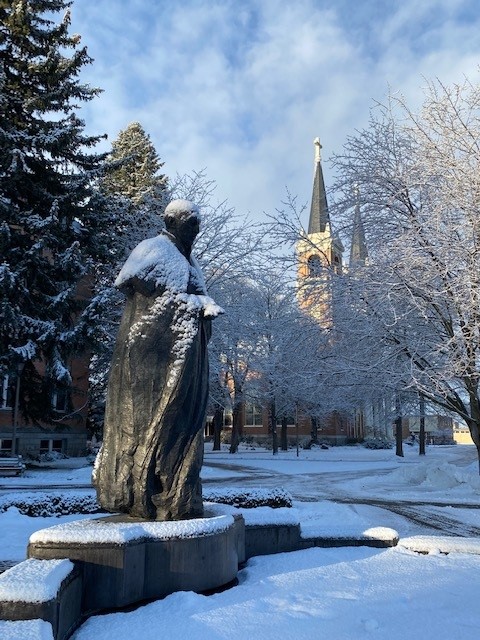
[163,200,200,252]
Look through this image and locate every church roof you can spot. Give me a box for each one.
[308,138,330,234]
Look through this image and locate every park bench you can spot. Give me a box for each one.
[0,455,26,476]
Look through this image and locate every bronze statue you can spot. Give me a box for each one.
[95,200,222,520]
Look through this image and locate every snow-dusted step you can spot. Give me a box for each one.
[0,559,80,640]
[236,506,400,557]
[399,535,480,555]
[0,619,53,640]
[301,525,400,547]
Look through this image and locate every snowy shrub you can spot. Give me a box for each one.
[220,431,231,445]
[0,488,293,515]
[24,451,68,464]
[362,437,394,450]
[204,487,292,509]
[0,493,101,517]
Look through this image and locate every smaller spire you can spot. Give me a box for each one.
[349,186,368,267]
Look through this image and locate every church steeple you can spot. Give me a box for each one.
[296,138,344,328]
[308,137,330,234]
[349,187,368,267]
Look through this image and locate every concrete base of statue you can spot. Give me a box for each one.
[0,508,244,640]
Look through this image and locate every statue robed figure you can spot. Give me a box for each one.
[95,200,222,520]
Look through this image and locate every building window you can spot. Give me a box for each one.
[0,439,13,455]
[0,375,15,409]
[40,439,64,454]
[245,402,263,427]
[307,255,323,277]
[52,387,68,412]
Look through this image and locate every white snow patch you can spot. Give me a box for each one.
[0,558,73,603]
[389,461,480,491]
[399,535,480,555]
[0,619,53,640]
[29,515,234,545]
[301,524,398,542]
[240,506,300,526]
[115,234,202,294]
[164,199,200,219]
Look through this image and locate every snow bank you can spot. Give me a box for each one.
[29,515,234,545]
[388,461,480,491]
[0,558,73,603]
[399,535,480,555]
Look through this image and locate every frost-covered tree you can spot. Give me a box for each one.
[242,263,329,453]
[101,122,168,251]
[332,77,480,470]
[0,0,115,423]
[208,276,264,454]
[102,121,167,205]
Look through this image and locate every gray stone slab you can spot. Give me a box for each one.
[244,523,303,559]
[0,559,82,640]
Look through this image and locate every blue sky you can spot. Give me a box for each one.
[69,0,480,223]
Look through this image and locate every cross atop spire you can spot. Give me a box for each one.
[308,137,329,234]
[314,137,322,164]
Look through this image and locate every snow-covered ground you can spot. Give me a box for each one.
[0,443,479,639]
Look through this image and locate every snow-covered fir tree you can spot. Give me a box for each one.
[101,121,168,251]
[0,0,116,424]
[102,121,167,205]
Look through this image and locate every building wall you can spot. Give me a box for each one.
[404,415,455,444]
[453,424,474,445]
[0,354,89,457]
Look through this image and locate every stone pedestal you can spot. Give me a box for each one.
[27,512,244,615]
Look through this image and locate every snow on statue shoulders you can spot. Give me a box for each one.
[115,233,194,293]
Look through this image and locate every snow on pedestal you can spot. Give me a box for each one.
[0,559,74,603]
[0,619,53,640]
[29,514,234,546]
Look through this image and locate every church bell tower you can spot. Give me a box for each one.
[296,138,344,327]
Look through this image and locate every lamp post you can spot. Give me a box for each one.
[12,362,25,456]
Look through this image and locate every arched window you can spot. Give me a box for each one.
[307,255,322,277]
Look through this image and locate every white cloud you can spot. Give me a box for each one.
[69,0,480,223]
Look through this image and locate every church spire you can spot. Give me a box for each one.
[349,186,368,267]
[308,137,330,234]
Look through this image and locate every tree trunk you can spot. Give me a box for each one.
[466,419,480,474]
[419,393,426,456]
[395,394,404,457]
[268,399,278,455]
[466,391,480,474]
[311,416,319,445]
[280,416,288,451]
[229,402,243,454]
[212,404,223,451]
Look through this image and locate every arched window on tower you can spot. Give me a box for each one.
[307,255,322,277]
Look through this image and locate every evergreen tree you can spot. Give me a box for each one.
[103,121,167,205]
[0,0,116,423]
[101,122,168,250]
